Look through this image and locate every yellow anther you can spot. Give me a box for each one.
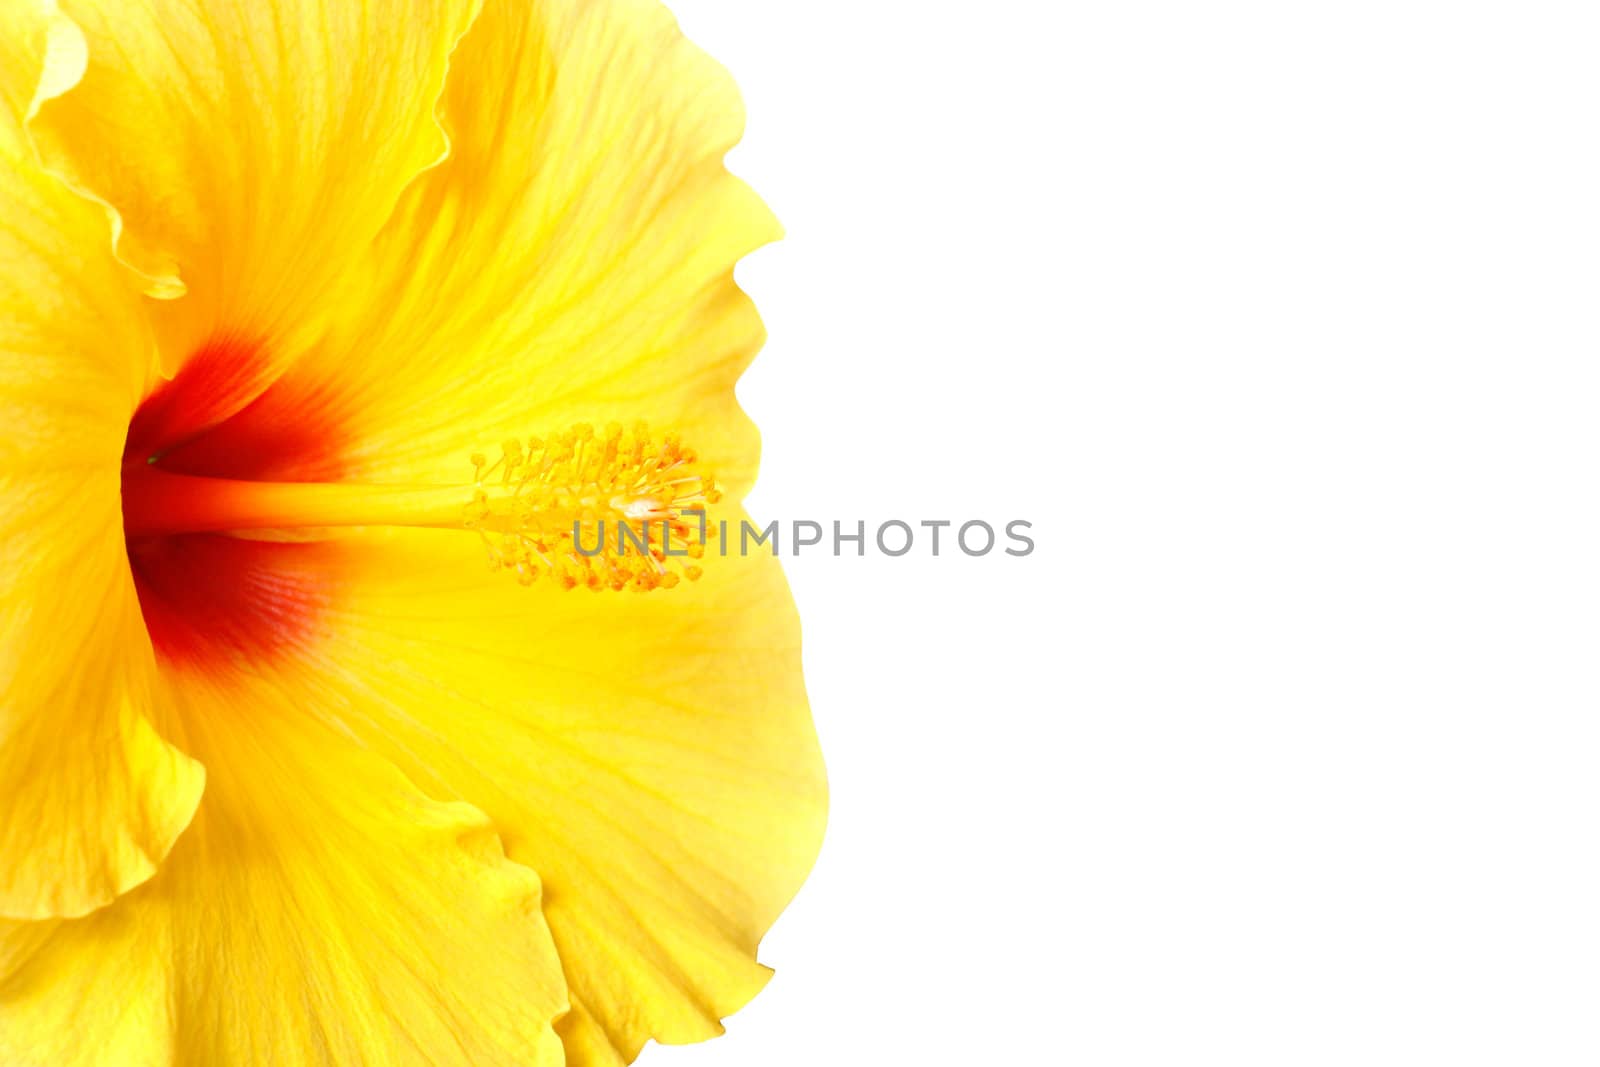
[469,422,719,593]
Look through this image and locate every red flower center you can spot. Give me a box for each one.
[121,339,344,672]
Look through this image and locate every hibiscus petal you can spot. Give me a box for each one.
[0,0,204,921]
[27,0,482,446]
[197,522,826,1066]
[354,528,822,1064]
[159,0,782,501]
[0,698,568,1066]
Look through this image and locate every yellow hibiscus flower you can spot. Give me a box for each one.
[0,0,827,1063]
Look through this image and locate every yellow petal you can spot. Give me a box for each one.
[297,521,826,1065]
[0,695,568,1067]
[157,0,781,501]
[28,0,483,442]
[0,0,204,920]
[0,909,170,1067]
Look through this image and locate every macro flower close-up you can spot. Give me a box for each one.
[0,0,826,1063]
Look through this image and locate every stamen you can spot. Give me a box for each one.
[122,422,720,593]
[463,422,720,591]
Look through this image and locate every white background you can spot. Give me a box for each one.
[660,3,1600,1064]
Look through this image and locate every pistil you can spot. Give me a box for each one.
[123,423,719,592]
